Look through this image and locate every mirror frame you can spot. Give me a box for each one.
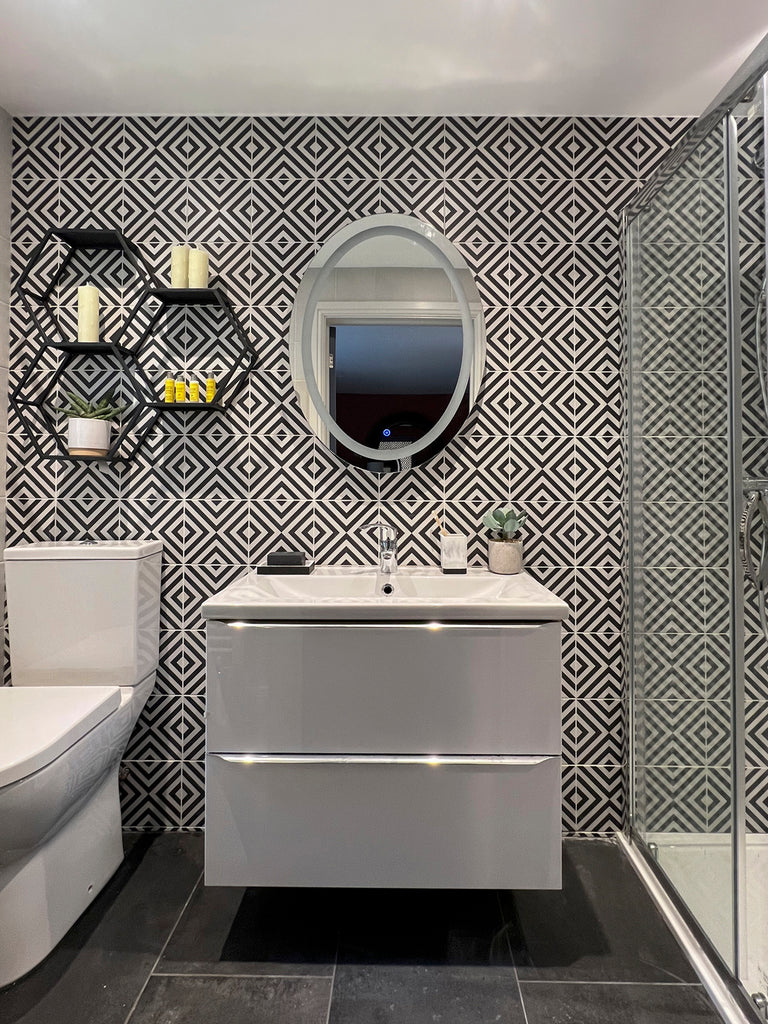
[290,215,485,467]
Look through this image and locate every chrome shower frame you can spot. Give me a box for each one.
[624,30,768,1024]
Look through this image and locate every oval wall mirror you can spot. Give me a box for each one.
[289,214,486,472]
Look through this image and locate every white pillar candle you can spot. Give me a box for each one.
[170,244,190,288]
[77,284,99,343]
[188,247,209,288]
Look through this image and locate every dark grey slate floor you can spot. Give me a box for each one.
[0,835,725,1024]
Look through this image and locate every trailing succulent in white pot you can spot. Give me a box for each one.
[56,391,128,457]
[482,506,527,575]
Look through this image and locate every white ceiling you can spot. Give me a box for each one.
[1,0,768,116]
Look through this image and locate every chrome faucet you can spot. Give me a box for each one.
[363,523,398,574]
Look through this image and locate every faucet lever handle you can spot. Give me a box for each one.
[360,522,398,539]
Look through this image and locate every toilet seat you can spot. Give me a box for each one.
[0,686,121,788]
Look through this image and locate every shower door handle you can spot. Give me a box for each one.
[741,490,760,587]
[741,489,768,589]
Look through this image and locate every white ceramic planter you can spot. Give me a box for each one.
[488,538,523,575]
[67,417,111,457]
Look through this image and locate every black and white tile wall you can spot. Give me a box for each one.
[7,115,690,833]
[738,114,768,834]
[630,126,731,835]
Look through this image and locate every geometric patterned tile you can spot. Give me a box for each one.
[7,111,688,835]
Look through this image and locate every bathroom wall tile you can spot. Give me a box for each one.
[12,116,60,179]
[573,501,625,567]
[633,631,707,700]
[251,499,314,565]
[251,117,316,179]
[647,770,712,831]
[517,500,574,566]
[186,117,252,179]
[576,632,625,700]
[4,497,56,545]
[315,117,380,180]
[562,699,577,765]
[574,436,625,502]
[572,118,638,179]
[562,764,578,832]
[182,630,207,696]
[577,699,625,765]
[183,563,247,631]
[315,178,381,241]
[572,178,639,244]
[184,499,249,564]
[119,760,182,829]
[507,117,573,179]
[576,765,626,832]
[444,116,510,180]
[379,117,444,179]
[575,567,625,633]
[313,500,377,565]
[6,113,648,834]
[561,630,577,697]
[182,696,206,762]
[377,177,446,231]
[180,760,206,828]
[154,631,184,696]
[122,116,189,179]
[54,498,121,540]
[125,695,184,761]
[509,306,574,372]
[444,179,510,243]
[511,370,573,435]
[746,769,768,833]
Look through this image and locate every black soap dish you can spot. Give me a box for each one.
[256,550,315,575]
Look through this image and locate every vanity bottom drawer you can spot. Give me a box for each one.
[205,754,561,889]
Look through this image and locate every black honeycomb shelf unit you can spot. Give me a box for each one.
[11,226,256,462]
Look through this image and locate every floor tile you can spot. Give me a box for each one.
[158,883,337,975]
[0,835,202,1024]
[329,965,526,1024]
[335,889,512,966]
[519,981,723,1023]
[129,975,332,1024]
[499,837,699,982]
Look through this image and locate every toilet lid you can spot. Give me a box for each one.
[0,686,121,787]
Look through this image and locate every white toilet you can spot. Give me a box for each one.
[0,540,162,988]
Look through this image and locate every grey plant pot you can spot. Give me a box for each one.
[488,538,523,575]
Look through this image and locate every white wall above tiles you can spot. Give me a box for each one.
[0,2,767,116]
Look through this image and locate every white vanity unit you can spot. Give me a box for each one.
[202,566,569,890]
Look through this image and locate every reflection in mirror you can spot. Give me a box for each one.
[289,216,485,473]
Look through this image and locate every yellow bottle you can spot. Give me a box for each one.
[205,373,216,404]
[164,374,175,403]
[175,378,186,403]
[189,380,200,403]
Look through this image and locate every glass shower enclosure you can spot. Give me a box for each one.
[626,40,768,1016]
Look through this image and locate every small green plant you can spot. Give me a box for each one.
[56,390,128,421]
[483,506,527,541]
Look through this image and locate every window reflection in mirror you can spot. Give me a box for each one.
[329,322,468,471]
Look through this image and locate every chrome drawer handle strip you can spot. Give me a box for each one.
[213,753,551,767]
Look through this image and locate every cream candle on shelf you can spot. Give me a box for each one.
[170,244,190,288]
[188,247,209,288]
[77,284,99,343]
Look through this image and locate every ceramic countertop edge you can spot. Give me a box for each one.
[201,566,570,622]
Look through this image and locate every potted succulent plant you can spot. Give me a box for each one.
[56,391,128,457]
[483,506,527,575]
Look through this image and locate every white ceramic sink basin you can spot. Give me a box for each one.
[202,566,569,622]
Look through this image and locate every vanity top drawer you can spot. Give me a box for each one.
[206,620,562,755]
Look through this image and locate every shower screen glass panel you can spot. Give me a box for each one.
[736,77,768,1000]
[629,121,734,969]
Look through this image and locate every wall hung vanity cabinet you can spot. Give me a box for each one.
[203,567,568,890]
